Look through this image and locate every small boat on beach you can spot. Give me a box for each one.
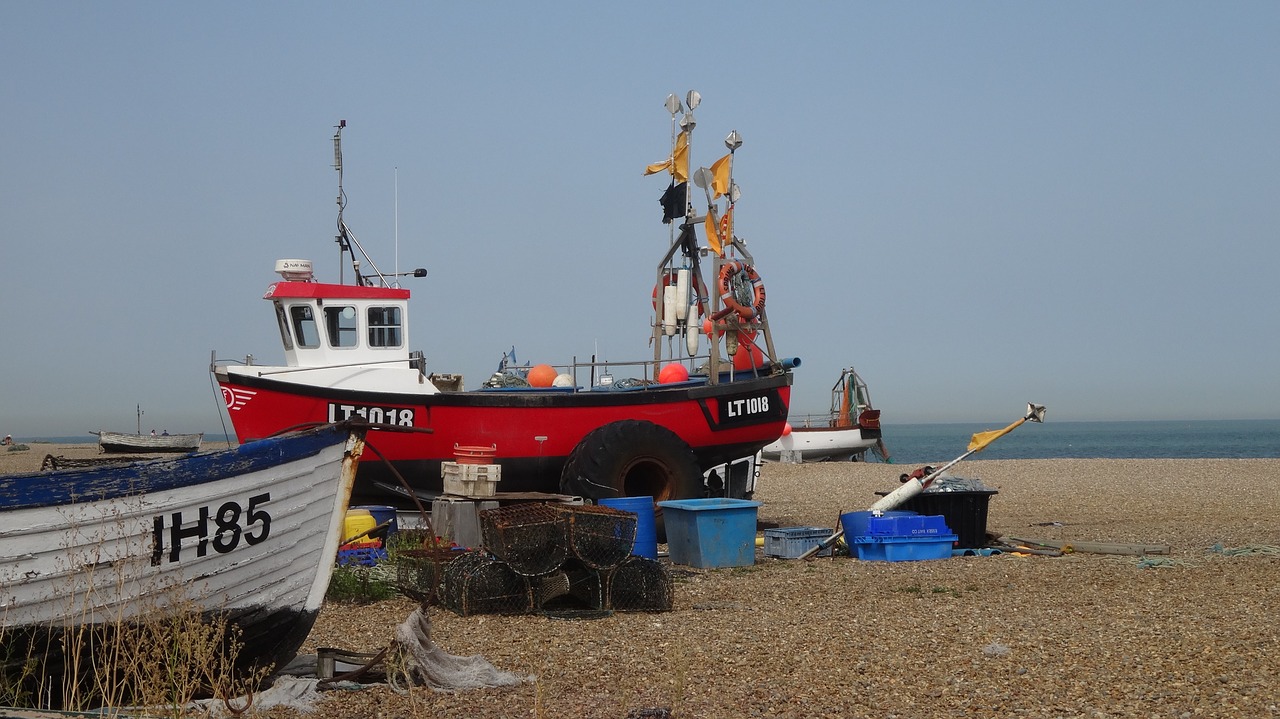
[213,98,795,507]
[91,404,203,453]
[0,424,366,694]
[92,429,204,454]
[762,367,889,462]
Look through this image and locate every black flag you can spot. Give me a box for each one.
[659,181,687,224]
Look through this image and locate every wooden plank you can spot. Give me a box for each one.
[1005,536,1170,556]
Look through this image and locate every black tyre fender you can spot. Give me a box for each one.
[559,420,703,540]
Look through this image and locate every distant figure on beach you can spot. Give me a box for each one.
[150,429,156,437]
[2,434,11,446]
[162,430,169,436]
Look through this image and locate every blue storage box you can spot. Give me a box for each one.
[763,526,832,559]
[850,535,958,562]
[657,498,761,568]
[864,514,951,538]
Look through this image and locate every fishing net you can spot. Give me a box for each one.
[565,504,637,570]
[479,504,568,577]
[390,606,531,691]
[608,556,673,612]
[439,551,532,616]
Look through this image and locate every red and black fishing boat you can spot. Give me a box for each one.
[213,94,796,506]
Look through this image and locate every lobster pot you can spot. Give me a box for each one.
[440,551,532,616]
[479,504,569,577]
[566,504,637,570]
[608,556,673,612]
[394,547,461,605]
[562,559,608,611]
[533,570,571,609]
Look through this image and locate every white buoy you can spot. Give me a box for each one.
[674,268,690,320]
[686,318,700,356]
[662,285,677,336]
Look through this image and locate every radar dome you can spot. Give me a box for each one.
[274,259,314,282]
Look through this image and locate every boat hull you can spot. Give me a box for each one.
[94,431,204,454]
[0,425,363,692]
[762,424,882,462]
[216,368,791,498]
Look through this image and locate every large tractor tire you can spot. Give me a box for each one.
[559,420,703,541]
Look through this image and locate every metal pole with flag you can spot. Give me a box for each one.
[798,403,1046,561]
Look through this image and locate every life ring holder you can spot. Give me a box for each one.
[717,260,766,321]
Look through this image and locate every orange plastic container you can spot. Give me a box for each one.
[453,443,497,465]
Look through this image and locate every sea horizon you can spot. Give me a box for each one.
[12,418,1278,462]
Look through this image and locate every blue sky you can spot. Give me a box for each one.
[2,2,1277,437]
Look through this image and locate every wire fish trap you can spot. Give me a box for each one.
[440,550,532,616]
[608,556,673,612]
[565,504,637,570]
[479,504,569,577]
[533,570,571,609]
[395,547,463,604]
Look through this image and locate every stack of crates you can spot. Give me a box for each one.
[442,443,501,497]
[849,514,957,562]
[338,508,388,566]
[441,461,501,497]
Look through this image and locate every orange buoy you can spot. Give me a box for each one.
[658,363,690,384]
[527,364,557,387]
[782,422,792,436]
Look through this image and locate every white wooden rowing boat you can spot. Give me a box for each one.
[1,424,365,687]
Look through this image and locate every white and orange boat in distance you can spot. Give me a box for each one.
[213,102,795,507]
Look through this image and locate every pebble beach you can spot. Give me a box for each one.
[5,444,1278,718]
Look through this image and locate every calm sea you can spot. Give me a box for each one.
[878,419,1280,464]
[21,420,1279,463]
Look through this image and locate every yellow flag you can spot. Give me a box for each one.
[705,206,722,255]
[643,130,690,182]
[967,418,1026,453]
[644,159,672,176]
[672,131,689,183]
[709,152,731,199]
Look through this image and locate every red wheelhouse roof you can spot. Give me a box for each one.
[264,281,410,301]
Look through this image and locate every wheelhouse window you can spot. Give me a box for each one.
[289,305,320,348]
[367,306,402,348]
[324,306,359,348]
[274,303,294,351]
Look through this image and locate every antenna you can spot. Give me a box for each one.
[394,166,399,283]
[334,120,348,284]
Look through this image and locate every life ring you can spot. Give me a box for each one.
[717,260,766,321]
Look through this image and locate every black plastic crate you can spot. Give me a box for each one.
[889,490,997,549]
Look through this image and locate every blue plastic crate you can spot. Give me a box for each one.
[865,514,952,538]
[763,526,832,559]
[839,510,918,540]
[657,498,761,568]
[851,534,958,562]
[337,546,387,567]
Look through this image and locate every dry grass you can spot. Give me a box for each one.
[2,443,273,714]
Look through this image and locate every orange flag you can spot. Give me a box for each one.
[704,206,722,256]
[709,152,731,199]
